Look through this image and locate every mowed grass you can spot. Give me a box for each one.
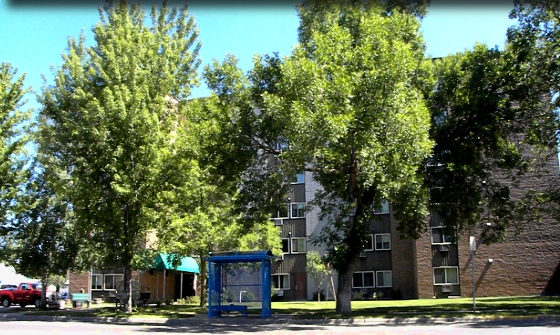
[15,296,560,319]
[272,296,560,319]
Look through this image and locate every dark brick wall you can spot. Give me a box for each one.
[415,230,435,298]
[458,152,560,297]
[390,213,418,299]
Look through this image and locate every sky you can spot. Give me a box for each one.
[0,0,518,110]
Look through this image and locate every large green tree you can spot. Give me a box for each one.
[273,1,433,315]
[500,0,560,239]
[38,0,201,312]
[425,1,560,243]
[154,109,282,306]
[204,1,434,315]
[2,158,79,308]
[0,63,31,233]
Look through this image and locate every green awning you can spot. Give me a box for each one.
[154,253,199,274]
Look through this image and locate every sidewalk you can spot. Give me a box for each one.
[1,309,559,326]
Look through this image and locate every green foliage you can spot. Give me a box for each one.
[427,45,526,241]
[38,0,201,312]
[3,161,79,280]
[203,0,433,316]
[0,63,31,233]
[277,2,434,261]
[241,290,254,302]
[503,1,560,230]
[222,290,234,303]
[306,250,331,302]
[425,2,560,243]
[177,295,200,305]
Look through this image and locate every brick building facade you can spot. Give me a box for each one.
[273,152,560,301]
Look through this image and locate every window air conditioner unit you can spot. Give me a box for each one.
[359,251,367,258]
[271,218,283,226]
[277,254,284,261]
[441,285,453,293]
[276,290,284,297]
[439,244,450,252]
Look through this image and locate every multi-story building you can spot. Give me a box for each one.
[271,153,560,301]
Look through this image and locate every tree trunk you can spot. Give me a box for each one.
[335,263,355,315]
[122,264,132,312]
[330,273,337,302]
[41,275,48,309]
[198,251,207,308]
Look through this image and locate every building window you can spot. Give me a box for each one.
[375,234,391,250]
[364,234,374,251]
[273,205,289,219]
[291,238,306,253]
[104,274,123,291]
[291,172,304,184]
[431,226,453,244]
[376,271,392,288]
[352,271,375,288]
[274,138,289,151]
[373,200,389,214]
[433,267,459,285]
[272,274,290,289]
[281,238,290,254]
[290,202,305,218]
[91,274,103,290]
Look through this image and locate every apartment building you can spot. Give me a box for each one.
[271,154,560,301]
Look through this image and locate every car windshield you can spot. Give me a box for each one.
[31,283,42,290]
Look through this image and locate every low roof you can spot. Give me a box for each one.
[154,253,200,274]
[207,250,275,263]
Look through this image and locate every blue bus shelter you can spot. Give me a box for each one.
[207,250,275,319]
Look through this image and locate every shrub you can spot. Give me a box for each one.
[241,290,254,302]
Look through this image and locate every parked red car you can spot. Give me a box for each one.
[0,282,46,308]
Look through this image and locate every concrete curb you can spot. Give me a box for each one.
[1,312,560,326]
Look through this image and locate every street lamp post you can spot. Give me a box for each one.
[469,236,476,313]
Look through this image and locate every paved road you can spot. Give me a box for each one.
[1,318,558,334]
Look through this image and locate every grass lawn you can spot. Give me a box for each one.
[17,296,560,320]
[272,296,560,319]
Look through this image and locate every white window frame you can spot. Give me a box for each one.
[431,226,453,245]
[291,237,306,254]
[433,267,459,285]
[373,200,389,214]
[363,234,374,251]
[103,274,123,291]
[272,273,290,290]
[375,233,391,250]
[273,205,289,219]
[376,271,393,288]
[291,172,304,184]
[91,274,103,290]
[352,271,375,288]
[290,202,305,218]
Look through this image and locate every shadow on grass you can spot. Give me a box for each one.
[275,296,560,320]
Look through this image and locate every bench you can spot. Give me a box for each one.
[70,293,90,308]
[218,304,248,317]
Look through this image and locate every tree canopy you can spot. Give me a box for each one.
[203,0,434,315]
[38,0,201,312]
[0,63,31,232]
